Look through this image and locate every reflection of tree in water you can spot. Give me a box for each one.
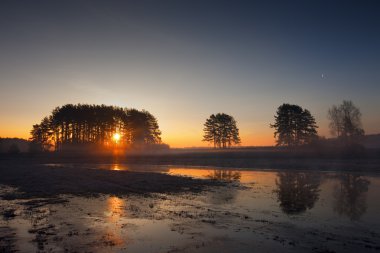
[275,172,321,214]
[206,170,241,205]
[333,174,370,221]
[206,170,241,182]
[207,185,239,205]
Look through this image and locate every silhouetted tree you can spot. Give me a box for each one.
[328,100,364,144]
[275,172,321,214]
[30,104,162,151]
[202,113,241,148]
[124,109,162,148]
[30,116,54,151]
[333,174,370,221]
[271,104,318,146]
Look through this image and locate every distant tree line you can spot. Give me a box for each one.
[30,104,162,151]
[202,100,364,149]
[0,138,29,154]
[28,100,365,151]
[270,100,364,148]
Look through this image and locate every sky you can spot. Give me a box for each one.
[0,0,379,147]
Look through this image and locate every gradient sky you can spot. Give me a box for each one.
[0,0,379,147]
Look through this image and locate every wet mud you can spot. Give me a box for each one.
[1,166,380,252]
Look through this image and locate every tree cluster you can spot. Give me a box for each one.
[29,100,365,151]
[30,104,162,151]
[270,104,318,146]
[202,113,241,148]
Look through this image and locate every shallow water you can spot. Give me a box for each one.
[1,164,380,252]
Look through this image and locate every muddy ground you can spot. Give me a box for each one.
[0,161,223,199]
[1,185,380,253]
[1,161,380,252]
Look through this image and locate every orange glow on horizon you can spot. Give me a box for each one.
[0,126,277,148]
[1,117,334,148]
[163,132,276,148]
[0,128,30,140]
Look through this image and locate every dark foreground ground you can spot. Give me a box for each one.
[0,160,224,199]
[1,152,380,252]
[0,160,225,252]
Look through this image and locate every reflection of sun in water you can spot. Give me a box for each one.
[113,133,121,143]
[107,196,124,221]
[102,196,125,246]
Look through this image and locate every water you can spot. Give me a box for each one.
[1,164,380,252]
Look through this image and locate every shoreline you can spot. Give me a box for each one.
[1,149,380,172]
[0,161,224,199]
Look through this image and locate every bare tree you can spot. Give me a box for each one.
[328,100,364,143]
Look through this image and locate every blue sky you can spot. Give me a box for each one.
[0,0,379,147]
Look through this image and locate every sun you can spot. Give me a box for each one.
[112,133,121,143]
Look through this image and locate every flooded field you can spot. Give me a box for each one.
[1,164,380,252]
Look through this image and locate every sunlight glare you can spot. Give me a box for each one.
[113,133,121,143]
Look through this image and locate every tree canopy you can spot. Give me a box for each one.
[202,113,241,148]
[30,104,162,151]
[328,100,364,144]
[270,103,318,146]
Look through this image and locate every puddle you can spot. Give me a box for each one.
[1,165,380,252]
